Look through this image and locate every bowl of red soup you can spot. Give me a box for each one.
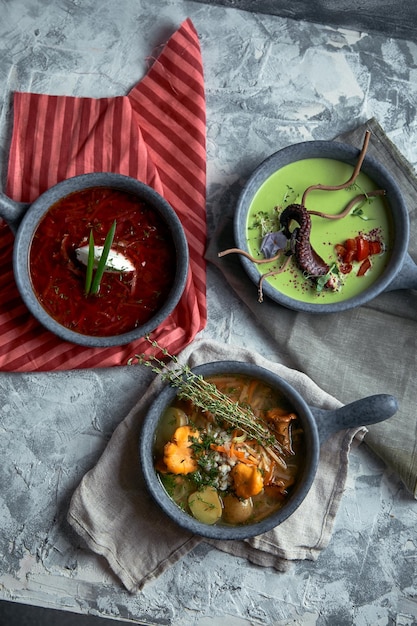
[139,361,398,540]
[0,173,189,346]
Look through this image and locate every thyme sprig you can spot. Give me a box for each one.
[133,337,286,464]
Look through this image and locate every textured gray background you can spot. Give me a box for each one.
[0,1,416,625]
[193,0,417,41]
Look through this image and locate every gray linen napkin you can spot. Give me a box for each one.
[68,339,365,592]
[206,118,417,497]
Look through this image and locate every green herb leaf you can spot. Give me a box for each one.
[316,263,340,293]
[85,229,95,295]
[315,274,328,293]
[89,220,117,295]
[352,206,372,221]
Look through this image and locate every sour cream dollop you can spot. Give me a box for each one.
[75,245,135,273]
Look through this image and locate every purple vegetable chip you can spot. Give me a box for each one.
[260,231,288,258]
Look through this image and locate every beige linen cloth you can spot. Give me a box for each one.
[68,339,365,592]
[207,118,417,497]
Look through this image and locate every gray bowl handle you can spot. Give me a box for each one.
[311,394,398,443]
[0,192,31,234]
[385,253,417,292]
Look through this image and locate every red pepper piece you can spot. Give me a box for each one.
[335,244,347,260]
[357,257,372,276]
[356,237,370,261]
[339,262,353,274]
[345,238,357,252]
[369,240,382,255]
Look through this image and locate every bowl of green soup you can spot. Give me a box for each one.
[231,137,417,313]
[139,360,398,540]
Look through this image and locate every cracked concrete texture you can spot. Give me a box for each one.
[0,1,417,624]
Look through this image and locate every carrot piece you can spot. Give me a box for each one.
[210,443,225,453]
[232,447,247,461]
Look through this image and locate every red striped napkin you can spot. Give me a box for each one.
[0,18,206,372]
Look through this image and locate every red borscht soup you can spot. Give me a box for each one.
[29,187,177,337]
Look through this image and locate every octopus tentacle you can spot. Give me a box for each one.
[280,203,329,277]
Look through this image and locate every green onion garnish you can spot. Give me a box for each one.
[86,220,117,296]
[84,229,95,295]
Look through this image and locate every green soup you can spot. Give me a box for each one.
[246,158,393,304]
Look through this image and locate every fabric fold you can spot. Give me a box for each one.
[67,338,365,592]
[0,18,206,372]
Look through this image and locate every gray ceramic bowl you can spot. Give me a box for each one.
[0,173,189,347]
[234,140,417,313]
[139,361,398,540]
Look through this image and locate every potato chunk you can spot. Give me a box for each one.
[188,486,222,525]
[222,493,253,524]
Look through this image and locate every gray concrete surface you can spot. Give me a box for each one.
[193,0,417,41]
[0,1,416,625]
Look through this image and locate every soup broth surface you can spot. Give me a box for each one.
[29,186,177,336]
[154,374,305,527]
[246,158,393,303]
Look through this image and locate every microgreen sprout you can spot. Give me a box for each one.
[351,206,373,221]
[315,263,341,293]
